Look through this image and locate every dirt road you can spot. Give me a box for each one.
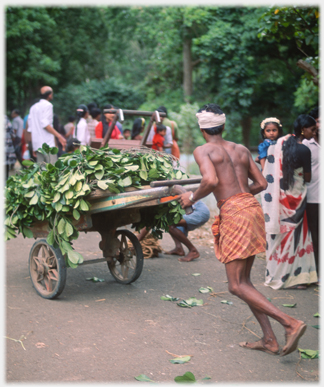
[5,223,319,383]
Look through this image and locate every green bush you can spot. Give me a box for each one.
[53,78,145,123]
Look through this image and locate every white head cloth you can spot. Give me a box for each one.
[260,117,282,129]
[196,111,226,129]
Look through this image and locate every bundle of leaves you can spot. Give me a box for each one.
[5,143,189,268]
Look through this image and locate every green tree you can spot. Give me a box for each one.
[6,7,60,112]
[6,6,111,113]
[258,7,319,85]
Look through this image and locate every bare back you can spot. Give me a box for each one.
[193,138,267,202]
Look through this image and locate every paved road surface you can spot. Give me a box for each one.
[4,221,319,383]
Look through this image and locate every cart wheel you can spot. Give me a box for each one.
[108,229,144,284]
[29,239,67,299]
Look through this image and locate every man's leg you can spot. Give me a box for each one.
[168,225,200,262]
[225,256,306,356]
[164,231,185,256]
[137,227,150,242]
[238,256,280,353]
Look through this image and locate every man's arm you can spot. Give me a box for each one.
[44,124,67,150]
[247,152,267,195]
[179,146,218,208]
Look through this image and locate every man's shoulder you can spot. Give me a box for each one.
[39,98,53,108]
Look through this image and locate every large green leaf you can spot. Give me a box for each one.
[46,230,54,245]
[80,199,89,211]
[22,227,33,238]
[67,250,83,264]
[24,190,35,198]
[121,176,132,187]
[29,193,39,205]
[57,218,66,235]
[174,372,196,383]
[53,192,61,203]
[65,222,74,237]
[97,181,108,190]
[95,170,104,180]
[73,209,80,220]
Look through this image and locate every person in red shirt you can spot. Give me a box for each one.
[152,124,166,151]
[95,104,123,140]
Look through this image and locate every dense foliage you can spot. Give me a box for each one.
[6,5,319,150]
[5,145,188,267]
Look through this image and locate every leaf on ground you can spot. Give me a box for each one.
[311,325,320,329]
[192,273,201,276]
[199,287,213,293]
[161,295,179,301]
[86,277,105,282]
[177,297,203,308]
[134,374,155,382]
[220,300,233,305]
[313,312,320,317]
[201,376,212,380]
[282,303,296,308]
[170,356,191,364]
[298,348,319,359]
[174,371,196,383]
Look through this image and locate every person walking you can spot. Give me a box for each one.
[179,103,307,357]
[27,86,66,163]
[75,104,91,146]
[146,106,173,153]
[95,104,123,140]
[5,115,16,180]
[131,117,145,140]
[302,123,320,282]
[10,109,24,167]
[261,114,318,290]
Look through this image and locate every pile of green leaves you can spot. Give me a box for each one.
[5,143,189,268]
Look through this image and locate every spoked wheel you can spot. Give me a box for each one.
[29,239,67,299]
[108,229,144,284]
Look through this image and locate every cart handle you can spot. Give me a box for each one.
[150,178,202,187]
[170,185,193,215]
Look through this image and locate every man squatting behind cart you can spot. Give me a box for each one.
[178,103,307,357]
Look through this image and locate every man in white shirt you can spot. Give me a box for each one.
[146,106,173,153]
[303,129,320,280]
[27,86,66,163]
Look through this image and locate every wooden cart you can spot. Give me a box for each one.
[90,108,166,150]
[28,179,200,299]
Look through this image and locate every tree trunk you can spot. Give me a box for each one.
[297,59,319,86]
[240,116,252,149]
[183,38,192,101]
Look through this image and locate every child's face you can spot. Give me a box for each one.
[264,123,279,141]
[160,129,166,136]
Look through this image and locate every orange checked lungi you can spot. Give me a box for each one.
[211,192,266,264]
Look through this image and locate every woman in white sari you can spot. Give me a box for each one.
[261,114,318,289]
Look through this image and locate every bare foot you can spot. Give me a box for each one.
[165,248,185,256]
[239,339,280,355]
[178,250,200,262]
[281,320,307,357]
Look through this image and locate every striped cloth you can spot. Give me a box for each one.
[211,192,266,264]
